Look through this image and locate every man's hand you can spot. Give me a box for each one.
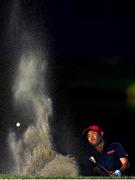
[108,170,122,177]
[113,170,122,177]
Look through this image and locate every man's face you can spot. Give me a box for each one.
[87,130,102,146]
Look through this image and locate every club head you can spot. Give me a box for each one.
[89,156,96,164]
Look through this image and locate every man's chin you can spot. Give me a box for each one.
[91,142,97,146]
[91,141,101,147]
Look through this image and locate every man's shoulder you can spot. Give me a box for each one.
[110,142,122,147]
[106,142,123,150]
[105,142,128,157]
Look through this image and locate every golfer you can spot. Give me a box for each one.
[83,125,130,176]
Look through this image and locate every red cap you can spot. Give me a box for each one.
[82,125,103,135]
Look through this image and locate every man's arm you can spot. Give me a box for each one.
[112,143,130,176]
[119,157,130,173]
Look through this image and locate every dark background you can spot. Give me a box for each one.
[0,0,135,175]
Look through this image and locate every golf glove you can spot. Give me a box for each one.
[114,170,122,176]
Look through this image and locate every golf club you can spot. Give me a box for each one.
[89,156,112,176]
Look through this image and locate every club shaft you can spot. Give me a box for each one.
[89,156,112,176]
[96,162,110,174]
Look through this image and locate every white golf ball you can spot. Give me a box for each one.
[16,122,21,127]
